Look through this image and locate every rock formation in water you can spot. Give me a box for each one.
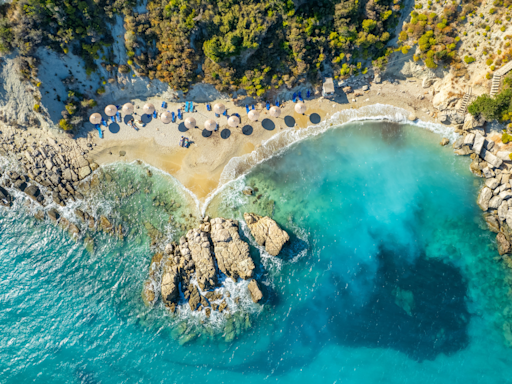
[243,213,290,256]
[142,217,266,316]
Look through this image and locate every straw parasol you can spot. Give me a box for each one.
[295,102,307,114]
[248,109,260,121]
[89,113,102,125]
[185,117,196,129]
[213,103,226,115]
[143,103,155,115]
[204,119,217,131]
[104,105,117,117]
[122,103,134,115]
[161,111,172,124]
[269,106,281,118]
[228,115,240,127]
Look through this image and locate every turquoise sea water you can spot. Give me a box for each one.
[2,120,512,383]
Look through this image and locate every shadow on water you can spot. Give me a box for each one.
[193,242,470,375]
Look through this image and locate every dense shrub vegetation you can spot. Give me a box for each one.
[469,75,512,122]
[1,0,403,96]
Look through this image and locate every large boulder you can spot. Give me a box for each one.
[477,187,493,211]
[472,133,485,155]
[181,229,218,290]
[0,186,12,207]
[210,218,255,281]
[78,166,91,179]
[248,279,263,303]
[497,232,511,255]
[244,213,290,256]
[481,148,503,168]
[161,255,182,307]
[141,253,164,307]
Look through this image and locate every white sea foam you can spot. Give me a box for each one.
[199,103,456,215]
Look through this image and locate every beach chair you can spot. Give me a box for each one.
[153,110,157,119]
[161,101,167,108]
[252,105,255,110]
[185,102,189,112]
[101,119,107,127]
[276,101,280,107]
[171,111,176,123]
[207,104,211,111]
[246,104,250,114]
[190,101,194,112]
[95,124,103,139]
[266,101,270,110]
[116,112,121,123]
[223,110,227,116]
[178,109,182,120]
[292,92,297,103]
[110,116,115,123]
[299,91,303,102]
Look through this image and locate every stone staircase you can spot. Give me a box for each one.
[490,61,512,97]
[458,86,472,115]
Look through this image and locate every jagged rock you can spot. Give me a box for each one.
[244,213,290,256]
[477,187,493,211]
[422,77,436,88]
[78,166,91,179]
[454,146,472,156]
[473,133,485,155]
[374,74,382,84]
[47,208,60,222]
[497,232,511,255]
[482,167,494,178]
[489,195,503,209]
[464,133,475,146]
[440,138,450,146]
[481,148,503,168]
[248,279,263,303]
[75,208,85,222]
[210,218,255,281]
[470,159,482,177]
[100,216,113,234]
[24,185,42,204]
[0,186,12,207]
[181,229,217,290]
[188,285,201,311]
[242,187,254,196]
[161,255,181,307]
[142,253,164,307]
[497,151,512,161]
[484,214,500,233]
[500,190,512,200]
[485,178,499,190]
[452,137,464,149]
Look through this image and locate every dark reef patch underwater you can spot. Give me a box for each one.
[1,120,512,383]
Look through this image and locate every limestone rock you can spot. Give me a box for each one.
[489,195,503,209]
[248,279,263,303]
[481,148,503,168]
[100,216,113,234]
[473,133,485,155]
[0,186,12,207]
[484,214,500,233]
[142,253,164,307]
[47,208,60,222]
[477,187,493,211]
[485,178,499,190]
[210,218,255,281]
[244,213,290,256]
[499,201,509,221]
[78,166,91,179]
[452,137,464,150]
[464,133,475,146]
[454,145,472,156]
[422,77,436,88]
[181,229,218,290]
[440,138,450,146]
[497,151,512,161]
[500,190,512,200]
[161,255,181,307]
[497,232,511,255]
[242,187,254,196]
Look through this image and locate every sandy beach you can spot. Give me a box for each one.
[87,79,439,201]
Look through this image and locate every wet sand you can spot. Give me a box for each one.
[87,82,439,201]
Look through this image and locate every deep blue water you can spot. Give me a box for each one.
[1,120,512,383]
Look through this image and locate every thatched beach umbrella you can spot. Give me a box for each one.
[213,103,226,115]
[161,111,172,124]
[248,109,260,121]
[295,102,307,115]
[122,103,134,115]
[143,103,155,115]
[204,119,217,131]
[269,106,281,118]
[104,105,117,117]
[185,117,196,129]
[228,115,240,128]
[89,113,102,125]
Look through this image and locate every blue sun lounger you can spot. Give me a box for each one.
[266,101,270,110]
[252,105,255,110]
[185,102,189,112]
[153,110,157,119]
[292,92,297,103]
[190,101,194,112]
[101,119,107,127]
[178,109,182,120]
[95,124,103,138]
[207,104,211,111]
[223,110,227,116]
[276,101,280,107]
[246,104,250,113]
[299,91,303,102]
[110,116,115,123]
[161,101,167,108]
[307,89,311,98]
[116,112,121,122]
[171,111,176,123]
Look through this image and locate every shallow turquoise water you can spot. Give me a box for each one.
[2,121,512,383]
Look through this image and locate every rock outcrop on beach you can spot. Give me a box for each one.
[142,253,164,307]
[181,228,218,291]
[243,213,290,256]
[248,279,263,303]
[210,218,255,281]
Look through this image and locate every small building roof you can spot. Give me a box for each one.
[323,78,335,94]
